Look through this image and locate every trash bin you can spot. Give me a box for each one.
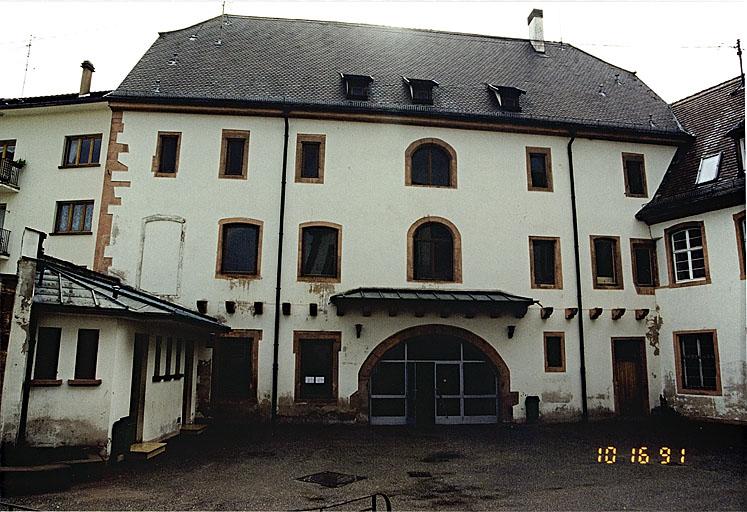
[525,395,540,423]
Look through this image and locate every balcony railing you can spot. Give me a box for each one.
[0,228,10,257]
[0,159,21,189]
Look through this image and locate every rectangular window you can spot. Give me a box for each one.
[295,134,326,183]
[0,140,16,162]
[153,132,181,175]
[219,130,249,178]
[529,237,562,289]
[74,329,99,380]
[526,147,552,191]
[153,335,162,381]
[54,200,94,234]
[734,211,746,280]
[695,153,720,184]
[630,239,659,291]
[591,236,623,289]
[622,153,647,197]
[62,134,102,167]
[165,337,173,378]
[34,327,62,380]
[675,331,720,394]
[544,332,565,372]
[299,224,341,281]
[218,221,261,276]
[666,223,709,285]
[295,332,341,401]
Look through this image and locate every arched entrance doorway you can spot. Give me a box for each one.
[355,325,517,425]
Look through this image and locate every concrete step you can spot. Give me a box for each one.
[0,463,71,496]
[129,442,166,460]
[180,424,208,435]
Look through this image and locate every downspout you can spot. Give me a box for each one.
[270,112,290,428]
[567,132,589,421]
[17,306,39,446]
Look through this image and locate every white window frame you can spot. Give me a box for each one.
[671,227,706,283]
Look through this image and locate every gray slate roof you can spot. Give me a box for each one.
[34,256,227,331]
[112,15,686,137]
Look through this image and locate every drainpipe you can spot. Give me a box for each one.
[270,112,290,428]
[567,133,589,421]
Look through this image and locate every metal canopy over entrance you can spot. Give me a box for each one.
[370,334,499,425]
[330,287,536,318]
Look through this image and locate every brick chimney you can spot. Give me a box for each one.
[79,60,95,97]
[527,9,545,53]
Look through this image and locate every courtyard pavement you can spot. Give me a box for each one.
[4,417,746,511]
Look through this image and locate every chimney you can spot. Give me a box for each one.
[79,60,95,97]
[527,9,545,53]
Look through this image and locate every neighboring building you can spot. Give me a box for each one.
[0,9,744,458]
[637,76,745,423]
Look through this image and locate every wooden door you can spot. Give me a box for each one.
[612,338,649,416]
[129,334,149,442]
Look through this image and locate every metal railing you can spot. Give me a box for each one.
[0,228,10,256]
[0,159,21,189]
[295,493,392,512]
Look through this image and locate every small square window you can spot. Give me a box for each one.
[544,332,565,372]
[695,153,721,184]
[54,200,94,234]
[341,74,373,100]
[405,78,438,105]
[488,85,525,112]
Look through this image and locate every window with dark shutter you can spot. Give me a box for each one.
[411,144,450,186]
[74,329,99,380]
[591,236,622,288]
[225,139,245,175]
[530,237,561,288]
[301,142,321,179]
[220,223,260,275]
[34,327,62,380]
[157,134,180,174]
[295,135,326,183]
[631,239,658,290]
[219,130,249,178]
[300,225,340,279]
[413,222,454,281]
[544,332,565,372]
[623,153,647,197]
[526,147,552,191]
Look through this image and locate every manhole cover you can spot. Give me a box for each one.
[297,471,367,488]
[421,451,462,463]
[408,471,433,478]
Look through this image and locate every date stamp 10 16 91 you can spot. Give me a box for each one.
[596,447,686,465]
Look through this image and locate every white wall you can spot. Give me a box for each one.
[650,206,747,422]
[0,103,111,271]
[103,111,680,421]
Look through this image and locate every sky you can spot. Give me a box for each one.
[0,1,744,103]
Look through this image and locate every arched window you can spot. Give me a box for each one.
[408,218,462,282]
[298,222,342,282]
[216,218,263,278]
[405,138,457,188]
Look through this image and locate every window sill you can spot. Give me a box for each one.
[592,282,624,290]
[298,275,341,284]
[527,186,554,193]
[67,378,102,386]
[668,278,711,289]
[215,272,261,281]
[295,177,324,184]
[153,172,177,178]
[624,192,648,198]
[218,173,247,180]
[58,163,101,169]
[676,387,721,397]
[531,283,562,290]
[406,183,457,189]
[634,285,656,295]
[30,379,62,387]
[49,231,93,236]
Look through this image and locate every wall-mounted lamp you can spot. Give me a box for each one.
[196,300,208,314]
[507,325,516,339]
[225,300,236,314]
[355,323,363,338]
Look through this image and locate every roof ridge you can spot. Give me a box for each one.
[671,76,743,106]
[163,12,556,46]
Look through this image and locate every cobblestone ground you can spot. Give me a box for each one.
[4,417,746,511]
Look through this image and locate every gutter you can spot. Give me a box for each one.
[270,112,290,427]
[567,133,589,421]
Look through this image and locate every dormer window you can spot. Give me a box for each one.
[341,73,373,101]
[488,84,526,112]
[404,78,438,105]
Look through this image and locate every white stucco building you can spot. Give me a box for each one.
[0,10,744,458]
